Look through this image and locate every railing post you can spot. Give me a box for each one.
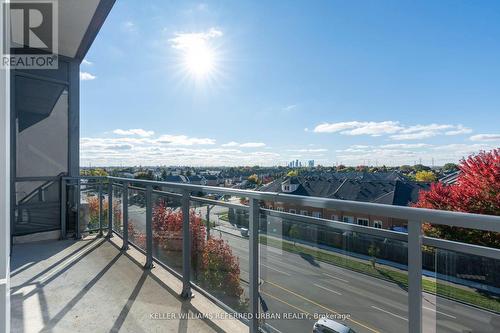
[75,179,81,240]
[106,180,113,238]
[98,180,103,237]
[206,205,211,240]
[249,198,260,333]
[121,181,129,251]
[144,184,154,269]
[181,189,192,299]
[60,178,66,240]
[408,220,423,333]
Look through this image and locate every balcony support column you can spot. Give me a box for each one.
[249,198,260,333]
[75,179,81,240]
[60,178,67,239]
[121,181,129,251]
[144,185,154,269]
[98,181,103,237]
[408,220,423,333]
[181,190,192,299]
[106,181,113,238]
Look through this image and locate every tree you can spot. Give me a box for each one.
[288,224,301,246]
[286,170,299,177]
[413,164,431,172]
[81,168,108,177]
[414,149,500,248]
[443,163,459,174]
[415,170,437,182]
[247,174,259,184]
[135,171,155,180]
[368,243,380,268]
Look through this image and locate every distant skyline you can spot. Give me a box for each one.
[81,0,500,167]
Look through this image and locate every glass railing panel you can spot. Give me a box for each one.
[79,180,100,233]
[127,186,147,250]
[422,244,500,333]
[151,191,184,276]
[259,208,409,333]
[112,183,124,236]
[190,193,250,316]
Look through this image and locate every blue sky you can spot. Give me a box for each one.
[80,0,500,167]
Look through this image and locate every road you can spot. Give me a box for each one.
[125,201,500,332]
[219,230,500,333]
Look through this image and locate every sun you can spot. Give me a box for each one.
[183,42,215,78]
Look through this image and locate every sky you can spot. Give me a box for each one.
[80,0,500,167]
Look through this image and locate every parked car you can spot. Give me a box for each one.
[240,228,249,237]
[313,318,356,333]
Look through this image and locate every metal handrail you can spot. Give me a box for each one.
[62,175,500,333]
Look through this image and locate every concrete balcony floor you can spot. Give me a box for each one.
[10,235,246,333]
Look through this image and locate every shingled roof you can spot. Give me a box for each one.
[259,176,429,206]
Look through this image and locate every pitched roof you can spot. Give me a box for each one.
[259,176,429,206]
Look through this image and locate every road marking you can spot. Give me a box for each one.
[423,306,457,319]
[323,272,349,283]
[266,280,380,333]
[261,264,291,276]
[261,291,312,316]
[371,306,408,322]
[313,283,342,295]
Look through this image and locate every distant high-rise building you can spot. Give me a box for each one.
[308,160,315,168]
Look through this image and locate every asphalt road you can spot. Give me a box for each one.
[219,230,500,333]
[125,201,500,333]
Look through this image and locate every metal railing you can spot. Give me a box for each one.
[61,175,500,333]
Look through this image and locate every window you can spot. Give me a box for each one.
[300,210,308,216]
[342,216,354,224]
[267,206,273,210]
[312,211,322,218]
[373,220,383,229]
[284,185,290,191]
[289,209,296,214]
[277,207,284,212]
[357,218,369,226]
[331,214,339,221]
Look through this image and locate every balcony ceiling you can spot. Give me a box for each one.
[58,0,114,60]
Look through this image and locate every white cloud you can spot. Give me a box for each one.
[240,142,266,148]
[156,134,215,146]
[287,148,328,153]
[313,121,403,136]
[445,125,473,136]
[82,59,92,65]
[282,104,297,112]
[80,135,279,167]
[334,143,496,166]
[221,141,239,147]
[80,72,96,81]
[113,129,155,137]
[380,143,431,149]
[221,141,266,148]
[122,21,136,32]
[169,28,223,50]
[470,134,500,142]
[313,121,472,140]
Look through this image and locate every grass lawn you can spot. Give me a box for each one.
[260,235,500,313]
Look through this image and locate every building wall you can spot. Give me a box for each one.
[265,201,407,230]
[0,29,11,332]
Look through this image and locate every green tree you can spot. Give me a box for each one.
[368,244,380,268]
[286,170,299,177]
[443,163,458,174]
[288,224,301,246]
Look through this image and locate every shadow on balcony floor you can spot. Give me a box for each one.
[10,236,245,333]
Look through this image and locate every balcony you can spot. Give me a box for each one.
[11,175,499,333]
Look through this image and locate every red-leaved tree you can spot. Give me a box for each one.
[414,149,500,247]
[146,199,243,298]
